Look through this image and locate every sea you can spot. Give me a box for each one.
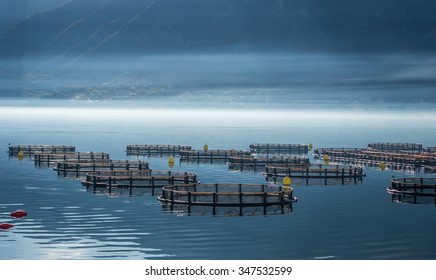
[1,98,436,260]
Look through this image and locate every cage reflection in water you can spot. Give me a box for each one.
[158,183,297,216]
[85,184,162,198]
[161,203,294,216]
[390,193,436,205]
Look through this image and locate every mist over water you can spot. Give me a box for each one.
[1,53,435,107]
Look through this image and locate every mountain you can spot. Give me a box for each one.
[1,0,436,58]
[0,0,71,33]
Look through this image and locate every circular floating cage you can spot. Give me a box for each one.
[82,170,198,188]
[264,164,365,178]
[126,144,192,156]
[158,183,296,216]
[263,164,365,186]
[388,177,436,196]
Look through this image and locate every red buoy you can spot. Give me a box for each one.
[11,210,27,219]
[0,223,14,230]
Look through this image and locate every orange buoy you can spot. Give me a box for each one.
[0,223,14,230]
[11,210,27,219]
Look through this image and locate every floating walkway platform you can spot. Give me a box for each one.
[249,143,309,154]
[263,164,365,179]
[387,177,436,196]
[82,170,198,189]
[228,156,310,168]
[8,144,75,155]
[126,144,192,156]
[158,183,296,216]
[34,152,110,165]
[179,150,251,161]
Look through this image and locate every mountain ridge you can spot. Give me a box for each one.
[1,0,436,58]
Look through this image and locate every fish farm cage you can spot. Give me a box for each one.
[55,159,150,177]
[33,152,110,166]
[126,144,192,156]
[263,164,365,178]
[82,170,198,188]
[179,149,252,160]
[157,183,296,216]
[8,144,76,155]
[228,156,310,168]
[387,177,436,196]
[249,143,309,154]
[368,142,423,152]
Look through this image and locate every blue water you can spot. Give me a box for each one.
[1,101,436,260]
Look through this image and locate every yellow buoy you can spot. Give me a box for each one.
[168,156,175,163]
[379,161,386,171]
[308,143,313,151]
[168,156,175,168]
[17,151,24,161]
[203,144,208,152]
[283,176,292,186]
[283,176,292,192]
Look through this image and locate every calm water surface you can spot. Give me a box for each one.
[1,102,436,260]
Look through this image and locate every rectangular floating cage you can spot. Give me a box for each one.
[8,144,75,155]
[126,144,192,156]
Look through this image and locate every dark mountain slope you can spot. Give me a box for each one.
[1,0,435,57]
